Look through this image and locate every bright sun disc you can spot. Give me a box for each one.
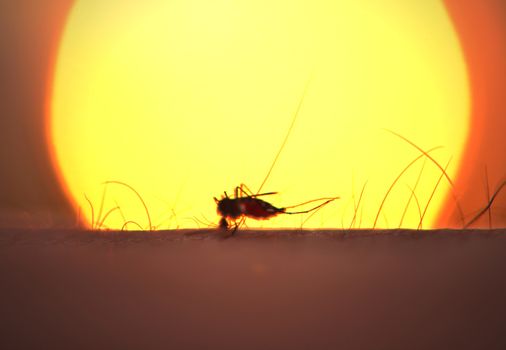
[50,0,469,230]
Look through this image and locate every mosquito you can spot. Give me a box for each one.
[215,184,338,230]
[214,78,339,231]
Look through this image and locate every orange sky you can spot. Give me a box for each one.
[438,0,506,227]
[0,0,504,228]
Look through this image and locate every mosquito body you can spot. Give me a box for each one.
[214,186,284,230]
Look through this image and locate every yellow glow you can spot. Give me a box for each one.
[50,0,469,229]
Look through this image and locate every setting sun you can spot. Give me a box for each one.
[49,0,469,230]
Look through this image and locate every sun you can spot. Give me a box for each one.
[49,0,469,230]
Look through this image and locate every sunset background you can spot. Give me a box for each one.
[1,3,506,348]
[0,0,505,229]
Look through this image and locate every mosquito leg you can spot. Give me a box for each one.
[239,183,255,196]
[285,198,338,215]
[234,185,251,198]
[231,223,239,235]
[237,183,277,198]
[235,184,250,198]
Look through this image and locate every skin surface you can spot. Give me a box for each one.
[1,228,505,349]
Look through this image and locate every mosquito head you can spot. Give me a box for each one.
[215,195,242,219]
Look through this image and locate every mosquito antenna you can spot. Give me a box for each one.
[257,75,313,194]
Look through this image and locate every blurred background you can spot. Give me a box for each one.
[0,0,504,229]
